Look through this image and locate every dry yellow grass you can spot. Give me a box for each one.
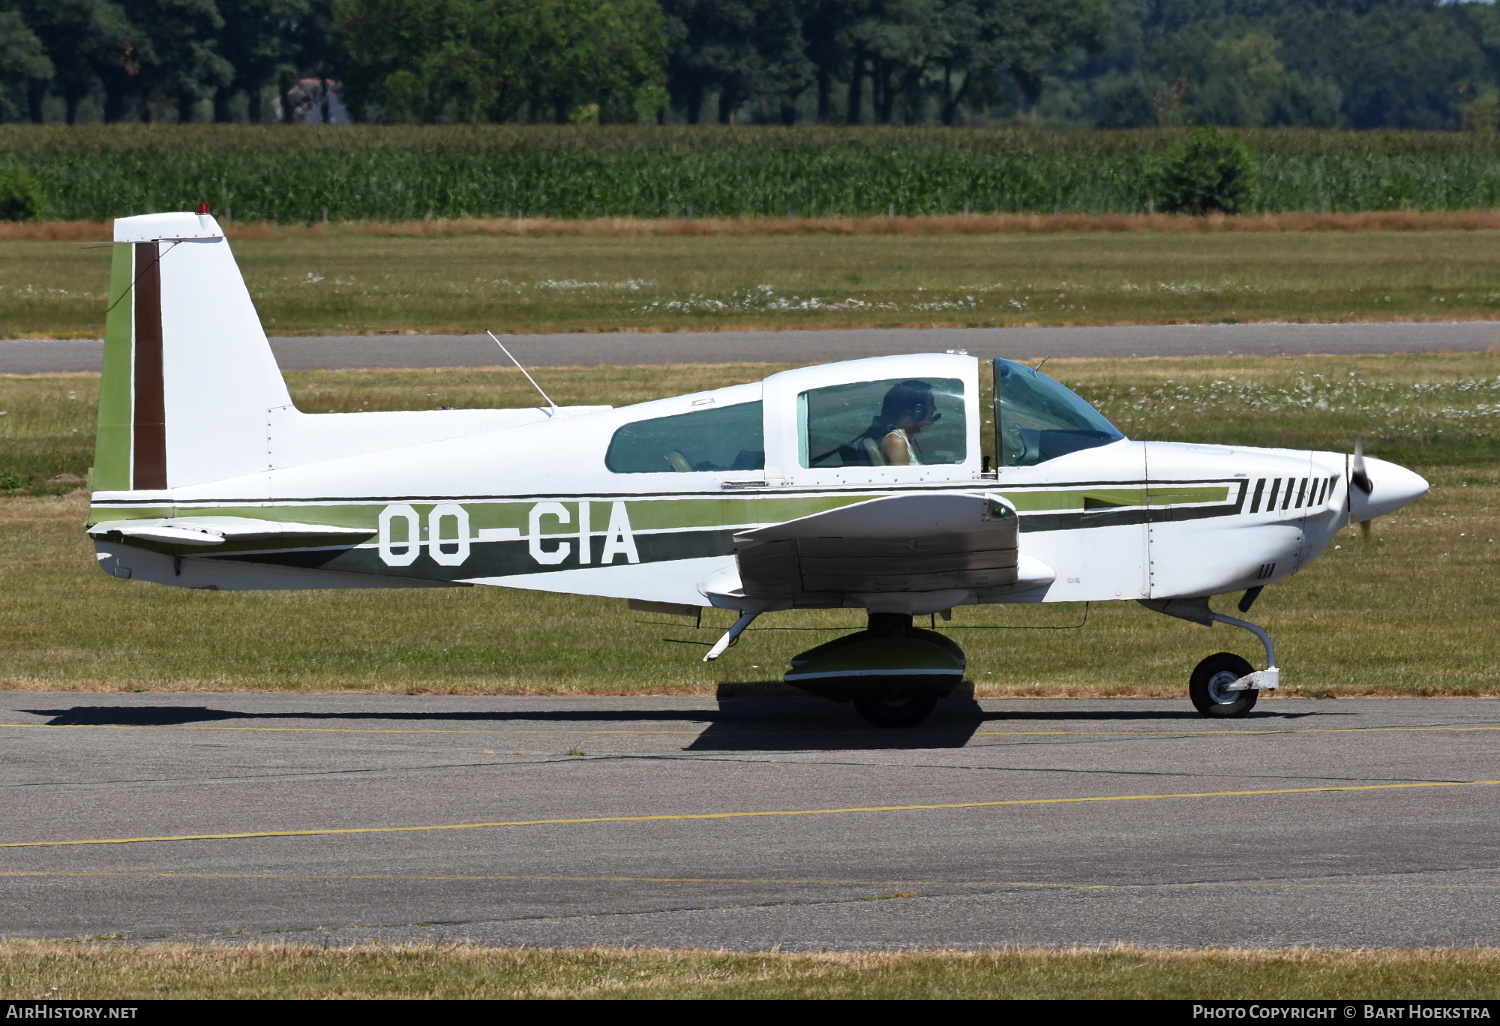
[1,941,1497,999]
[8,226,1500,338]
[7,209,1500,243]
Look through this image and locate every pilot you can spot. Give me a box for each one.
[866,379,939,466]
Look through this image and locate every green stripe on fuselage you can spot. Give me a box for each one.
[87,484,1234,537]
[86,494,868,534]
[1146,485,1230,505]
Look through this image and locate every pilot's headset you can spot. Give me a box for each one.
[881,380,939,427]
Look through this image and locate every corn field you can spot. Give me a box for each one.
[3,125,1497,222]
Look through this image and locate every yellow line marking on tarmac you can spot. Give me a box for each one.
[3,779,1497,849]
[0,722,1497,739]
[0,870,1496,892]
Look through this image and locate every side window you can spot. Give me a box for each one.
[606,401,764,474]
[799,377,966,468]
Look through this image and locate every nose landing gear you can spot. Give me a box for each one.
[1141,598,1281,718]
[1190,612,1281,717]
[784,612,965,728]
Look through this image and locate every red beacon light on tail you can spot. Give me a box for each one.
[197,203,210,215]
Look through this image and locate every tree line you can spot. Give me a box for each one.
[2,0,1498,130]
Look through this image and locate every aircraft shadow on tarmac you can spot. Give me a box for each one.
[21,701,981,751]
[20,689,1331,754]
[686,687,1331,750]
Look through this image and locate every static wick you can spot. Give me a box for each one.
[486,331,559,415]
[1033,356,1051,372]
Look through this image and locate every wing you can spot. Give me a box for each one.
[725,493,1051,603]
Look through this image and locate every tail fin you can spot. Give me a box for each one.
[93,212,292,493]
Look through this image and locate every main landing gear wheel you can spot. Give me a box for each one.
[1189,652,1259,718]
[852,686,940,729]
[784,613,962,729]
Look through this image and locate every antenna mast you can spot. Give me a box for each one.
[486,331,559,416]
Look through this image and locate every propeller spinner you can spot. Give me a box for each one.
[1347,439,1429,534]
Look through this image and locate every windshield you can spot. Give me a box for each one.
[994,359,1124,466]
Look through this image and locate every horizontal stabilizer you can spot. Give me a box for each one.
[88,516,373,547]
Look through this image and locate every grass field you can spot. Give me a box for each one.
[2,943,1497,999]
[1,354,1495,697]
[5,229,1500,337]
[5,125,1499,221]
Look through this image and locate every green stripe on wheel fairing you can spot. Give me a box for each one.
[784,637,966,680]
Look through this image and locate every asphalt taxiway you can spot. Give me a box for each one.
[2,693,1496,949]
[5,320,1499,373]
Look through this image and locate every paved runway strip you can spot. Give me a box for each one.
[2,694,1496,950]
[6,320,1500,373]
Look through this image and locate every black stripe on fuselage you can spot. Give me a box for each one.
[216,529,742,580]
[208,486,1252,583]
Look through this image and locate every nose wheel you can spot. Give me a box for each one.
[1190,652,1259,717]
[1191,612,1279,718]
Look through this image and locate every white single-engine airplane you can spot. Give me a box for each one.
[85,212,1429,726]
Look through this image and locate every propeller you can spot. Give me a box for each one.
[1350,437,1373,496]
[1351,437,1373,539]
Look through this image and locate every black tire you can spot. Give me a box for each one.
[1189,652,1259,718]
[853,691,939,728]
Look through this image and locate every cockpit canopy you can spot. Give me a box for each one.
[994,358,1124,466]
[597,354,1124,480]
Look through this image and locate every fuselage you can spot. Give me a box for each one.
[89,352,1427,614]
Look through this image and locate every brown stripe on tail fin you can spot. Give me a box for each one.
[132,241,167,490]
